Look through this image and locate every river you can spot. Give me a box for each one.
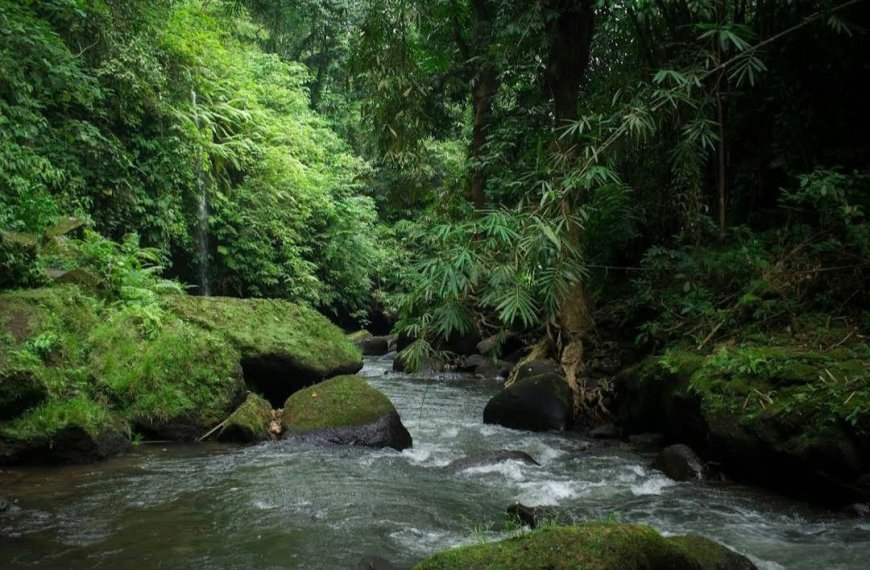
[1,356,868,569]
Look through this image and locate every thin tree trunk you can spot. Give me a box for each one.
[469,65,497,208]
[716,84,727,235]
[542,0,596,411]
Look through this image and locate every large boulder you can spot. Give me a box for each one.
[616,344,870,505]
[282,375,412,450]
[0,286,362,464]
[217,393,273,443]
[412,523,757,570]
[652,444,706,481]
[165,295,363,407]
[89,309,247,442]
[483,360,573,431]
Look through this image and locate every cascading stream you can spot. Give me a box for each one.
[0,357,867,570]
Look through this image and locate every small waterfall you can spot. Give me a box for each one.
[191,88,211,296]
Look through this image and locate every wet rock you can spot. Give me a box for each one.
[217,393,273,443]
[628,432,665,448]
[455,355,513,379]
[844,502,870,518]
[0,497,15,514]
[506,502,539,528]
[652,444,706,481]
[589,423,619,439]
[353,555,396,570]
[355,336,391,356]
[483,360,572,432]
[1,425,131,465]
[448,450,540,471]
[282,375,412,451]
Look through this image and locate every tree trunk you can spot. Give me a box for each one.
[542,0,597,416]
[466,0,497,209]
[469,65,497,208]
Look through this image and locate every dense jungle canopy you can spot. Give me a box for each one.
[2,0,868,439]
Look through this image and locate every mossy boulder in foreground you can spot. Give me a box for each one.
[217,393,273,443]
[616,340,870,504]
[165,295,363,406]
[282,375,412,450]
[412,523,756,570]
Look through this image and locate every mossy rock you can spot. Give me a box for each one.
[412,523,756,570]
[282,375,411,450]
[0,396,130,464]
[164,295,363,406]
[615,340,870,504]
[89,310,246,441]
[218,392,273,443]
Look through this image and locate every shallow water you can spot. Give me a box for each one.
[1,357,868,569]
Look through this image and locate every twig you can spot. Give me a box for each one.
[831,331,854,349]
[198,419,228,442]
[697,319,726,350]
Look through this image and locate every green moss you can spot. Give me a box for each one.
[690,343,869,441]
[2,395,122,440]
[163,295,362,376]
[347,330,372,342]
[89,309,245,428]
[282,375,394,433]
[412,523,746,570]
[218,392,272,442]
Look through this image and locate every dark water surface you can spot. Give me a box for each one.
[1,357,868,569]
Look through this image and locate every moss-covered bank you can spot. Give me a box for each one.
[413,523,756,570]
[0,286,362,463]
[616,331,869,504]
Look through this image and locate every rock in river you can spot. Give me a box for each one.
[483,360,573,431]
[282,375,412,451]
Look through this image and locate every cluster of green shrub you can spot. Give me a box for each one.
[0,0,391,320]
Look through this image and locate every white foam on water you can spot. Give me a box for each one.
[516,480,578,506]
[401,443,452,467]
[389,527,467,555]
[524,443,566,464]
[630,475,675,496]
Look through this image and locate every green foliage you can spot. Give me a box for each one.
[0,0,387,318]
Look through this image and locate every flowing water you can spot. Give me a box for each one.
[1,357,868,569]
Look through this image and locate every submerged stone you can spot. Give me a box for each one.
[282,375,412,450]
